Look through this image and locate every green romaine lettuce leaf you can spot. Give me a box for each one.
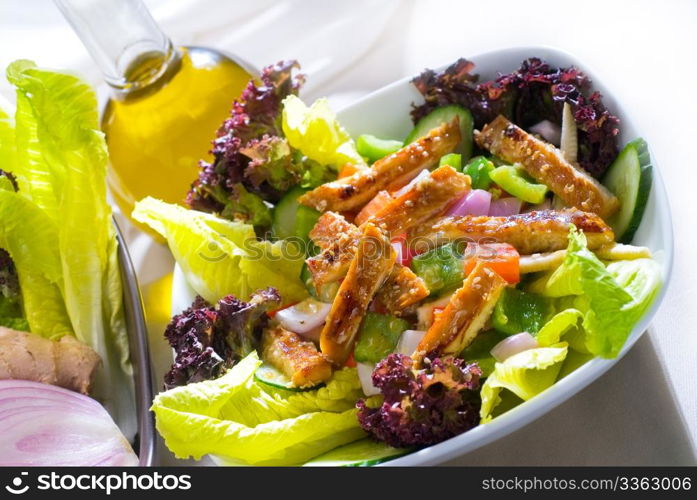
[529,228,661,358]
[151,352,365,465]
[0,189,72,339]
[282,95,363,167]
[0,96,15,174]
[6,60,134,435]
[535,309,583,347]
[133,197,308,305]
[480,344,568,423]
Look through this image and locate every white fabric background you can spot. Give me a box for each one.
[1,0,695,465]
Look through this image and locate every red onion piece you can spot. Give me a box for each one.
[488,197,524,217]
[446,189,491,217]
[490,332,539,362]
[357,362,381,396]
[395,330,426,356]
[529,120,561,146]
[0,380,138,466]
[275,299,331,337]
[391,240,404,265]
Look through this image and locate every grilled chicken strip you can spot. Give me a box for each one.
[320,223,396,365]
[308,212,429,311]
[262,326,332,388]
[307,212,362,288]
[413,262,507,365]
[475,116,619,219]
[299,119,461,212]
[409,209,615,255]
[368,165,471,236]
[374,265,430,315]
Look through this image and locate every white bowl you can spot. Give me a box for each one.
[171,46,673,466]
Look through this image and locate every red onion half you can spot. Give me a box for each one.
[0,380,138,466]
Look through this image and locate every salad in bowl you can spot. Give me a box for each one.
[135,51,667,466]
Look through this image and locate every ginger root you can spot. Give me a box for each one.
[0,327,101,394]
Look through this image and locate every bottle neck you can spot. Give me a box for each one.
[55,0,179,97]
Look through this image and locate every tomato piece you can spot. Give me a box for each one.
[345,351,357,368]
[355,190,393,226]
[463,242,520,284]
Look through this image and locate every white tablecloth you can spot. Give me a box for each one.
[2,0,695,465]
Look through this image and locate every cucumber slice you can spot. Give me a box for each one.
[602,138,652,243]
[304,438,410,467]
[254,362,322,392]
[272,186,320,243]
[405,105,474,160]
[300,262,339,302]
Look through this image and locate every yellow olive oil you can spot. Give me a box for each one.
[101,46,252,229]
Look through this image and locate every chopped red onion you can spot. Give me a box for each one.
[490,332,539,362]
[391,240,404,265]
[488,197,524,217]
[446,189,491,217]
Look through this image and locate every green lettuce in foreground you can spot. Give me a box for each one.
[481,228,662,422]
[2,60,134,434]
[133,197,308,305]
[282,95,363,167]
[528,228,661,358]
[152,352,366,466]
[480,344,568,423]
[0,189,72,339]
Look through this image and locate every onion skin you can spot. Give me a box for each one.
[0,380,138,466]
